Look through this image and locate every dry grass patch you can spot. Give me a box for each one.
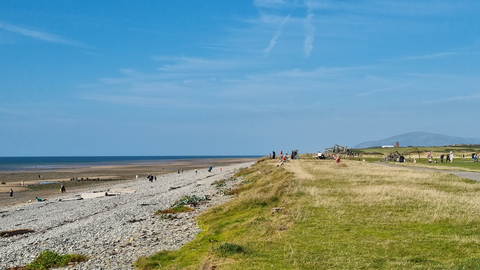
[135,158,480,270]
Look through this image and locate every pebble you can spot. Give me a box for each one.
[0,162,252,269]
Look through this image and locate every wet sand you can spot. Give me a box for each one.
[0,158,258,208]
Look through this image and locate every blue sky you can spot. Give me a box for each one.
[1,0,479,156]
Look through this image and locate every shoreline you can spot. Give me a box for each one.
[0,157,258,208]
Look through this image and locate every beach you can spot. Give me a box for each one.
[0,159,256,269]
[0,157,258,208]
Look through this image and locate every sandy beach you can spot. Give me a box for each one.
[0,158,258,208]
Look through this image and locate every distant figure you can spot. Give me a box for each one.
[450,151,454,163]
[317,151,322,159]
[154,175,157,181]
[36,197,43,202]
[336,155,341,163]
[136,175,138,180]
[272,151,276,159]
[440,154,444,163]
[363,159,365,162]
[195,169,198,174]
[208,166,213,172]
[446,154,450,162]
[9,189,13,198]
[269,153,271,159]
[60,184,66,193]
[220,167,222,172]
[414,159,417,163]
[280,150,283,156]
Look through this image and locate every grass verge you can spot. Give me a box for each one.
[135,158,480,269]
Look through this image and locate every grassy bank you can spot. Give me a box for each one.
[135,158,480,269]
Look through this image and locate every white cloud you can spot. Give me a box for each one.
[356,82,412,97]
[303,0,474,16]
[0,21,84,47]
[401,52,456,60]
[303,11,315,58]
[263,15,290,56]
[422,93,480,104]
[254,0,288,8]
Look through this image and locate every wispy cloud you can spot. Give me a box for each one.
[356,82,412,97]
[400,52,457,60]
[422,93,480,104]
[263,15,290,56]
[254,0,288,8]
[303,0,474,16]
[0,21,84,47]
[273,65,377,78]
[303,9,315,58]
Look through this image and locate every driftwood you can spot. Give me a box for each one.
[71,178,122,181]
[0,229,35,237]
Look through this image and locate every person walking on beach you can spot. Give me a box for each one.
[450,151,454,163]
[9,189,13,198]
[60,184,66,193]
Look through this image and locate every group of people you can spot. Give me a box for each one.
[439,151,454,163]
[269,150,291,166]
[147,174,157,182]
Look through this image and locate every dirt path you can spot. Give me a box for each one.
[281,160,315,180]
[376,162,480,182]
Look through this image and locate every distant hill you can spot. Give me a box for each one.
[354,132,480,149]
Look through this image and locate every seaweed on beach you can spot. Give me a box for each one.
[172,195,209,207]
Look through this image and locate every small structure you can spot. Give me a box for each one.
[382,151,406,162]
[324,144,356,158]
[291,150,298,159]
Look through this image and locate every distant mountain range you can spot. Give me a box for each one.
[354,132,480,149]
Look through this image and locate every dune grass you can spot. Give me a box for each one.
[135,158,480,269]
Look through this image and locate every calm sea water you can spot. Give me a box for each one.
[0,156,261,171]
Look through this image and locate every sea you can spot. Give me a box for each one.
[0,156,261,172]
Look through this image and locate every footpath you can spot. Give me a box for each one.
[376,162,480,182]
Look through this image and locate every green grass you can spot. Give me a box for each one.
[214,243,246,257]
[155,205,193,215]
[134,159,480,269]
[23,250,88,270]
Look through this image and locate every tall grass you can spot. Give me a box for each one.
[135,159,480,269]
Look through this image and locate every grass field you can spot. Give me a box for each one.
[135,157,480,269]
[352,145,480,173]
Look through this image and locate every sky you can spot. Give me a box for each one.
[1,0,479,156]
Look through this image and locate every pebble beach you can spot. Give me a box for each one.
[0,161,254,269]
